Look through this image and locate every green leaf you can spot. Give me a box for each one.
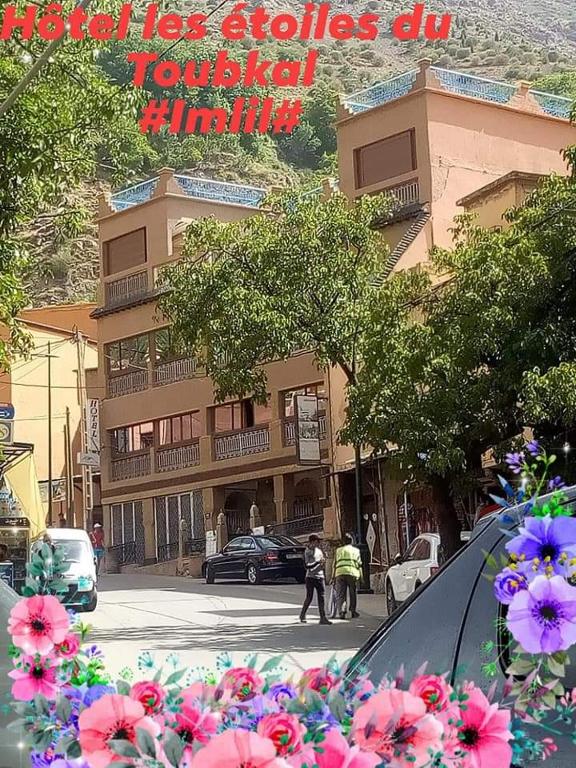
[116,680,131,696]
[246,654,258,669]
[56,696,72,722]
[136,727,156,758]
[260,655,284,674]
[547,656,566,678]
[109,740,140,758]
[164,669,186,686]
[163,731,185,768]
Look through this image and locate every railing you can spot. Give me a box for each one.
[110,453,151,481]
[343,70,418,113]
[430,67,518,105]
[267,514,324,537]
[158,542,179,562]
[283,415,327,446]
[107,369,149,398]
[530,90,573,120]
[110,179,158,212]
[155,442,200,472]
[341,65,573,121]
[105,271,149,308]
[108,541,145,566]
[184,538,205,556]
[153,357,198,386]
[214,425,270,460]
[384,178,420,207]
[174,175,267,208]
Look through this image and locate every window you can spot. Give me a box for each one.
[283,383,326,418]
[158,412,201,446]
[111,422,154,454]
[107,335,149,375]
[110,501,144,555]
[405,538,431,561]
[354,130,416,190]
[104,228,146,276]
[154,327,183,364]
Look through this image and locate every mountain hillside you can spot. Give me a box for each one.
[24,0,576,306]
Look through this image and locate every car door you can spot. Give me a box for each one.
[397,537,426,601]
[227,537,253,578]
[412,537,432,591]
[216,539,242,577]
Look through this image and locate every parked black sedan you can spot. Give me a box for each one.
[349,487,576,767]
[202,534,306,585]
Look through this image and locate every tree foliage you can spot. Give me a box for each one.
[159,191,400,403]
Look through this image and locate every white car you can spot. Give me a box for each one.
[385,533,443,615]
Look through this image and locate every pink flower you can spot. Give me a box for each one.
[456,685,512,767]
[257,713,306,756]
[8,595,69,655]
[175,698,219,750]
[182,681,215,703]
[352,689,444,768]
[9,655,59,701]
[289,729,380,768]
[298,667,336,696]
[78,693,160,768]
[55,633,81,659]
[221,667,263,701]
[409,675,453,713]
[131,680,165,715]
[191,729,290,768]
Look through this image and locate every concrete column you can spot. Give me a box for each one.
[143,497,155,561]
[202,486,225,532]
[273,473,293,524]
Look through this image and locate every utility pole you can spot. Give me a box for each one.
[74,329,93,530]
[355,444,372,593]
[64,406,74,525]
[47,341,53,526]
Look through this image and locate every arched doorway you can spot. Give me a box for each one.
[224,491,251,537]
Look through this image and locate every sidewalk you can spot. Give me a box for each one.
[358,590,387,620]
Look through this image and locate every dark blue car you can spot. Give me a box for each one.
[351,487,576,767]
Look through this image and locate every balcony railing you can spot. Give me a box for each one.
[110,178,158,212]
[155,441,200,473]
[105,271,149,308]
[153,357,198,386]
[283,415,327,446]
[158,542,179,563]
[384,178,420,207]
[184,538,205,556]
[342,65,573,120]
[174,174,266,208]
[214,425,270,460]
[107,369,149,398]
[108,541,145,566]
[110,453,150,481]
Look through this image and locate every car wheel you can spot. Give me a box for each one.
[247,563,261,585]
[84,590,98,613]
[386,580,397,615]
[206,566,215,584]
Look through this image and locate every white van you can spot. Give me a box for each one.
[31,528,98,612]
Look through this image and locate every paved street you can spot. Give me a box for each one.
[87,574,386,677]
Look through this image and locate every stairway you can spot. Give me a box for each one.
[374,208,431,286]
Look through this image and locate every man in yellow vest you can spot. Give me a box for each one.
[334,532,362,619]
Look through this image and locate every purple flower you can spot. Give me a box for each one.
[548,476,567,491]
[507,575,576,654]
[526,440,541,458]
[506,516,576,573]
[494,568,528,605]
[505,452,525,474]
[267,682,297,703]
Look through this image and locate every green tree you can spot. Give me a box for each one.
[533,71,576,100]
[345,168,576,554]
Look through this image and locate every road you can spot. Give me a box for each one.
[87,574,386,678]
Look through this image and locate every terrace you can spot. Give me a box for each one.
[341,62,573,120]
[110,172,267,213]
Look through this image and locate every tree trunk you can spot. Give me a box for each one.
[430,473,462,559]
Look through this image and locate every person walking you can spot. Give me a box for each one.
[300,534,331,625]
[89,523,105,576]
[334,533,362,619]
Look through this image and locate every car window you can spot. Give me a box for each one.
[223,539,241,553]
[54,540,90,563]
[257,536,297,549]
[226,537,254,551]
[406,539,430,561]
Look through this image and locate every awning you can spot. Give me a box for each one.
[1,447,45,538]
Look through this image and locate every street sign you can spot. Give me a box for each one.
[78,452,100,469]
[85,399,100,454]
[0,420,13,445]
[0,404,14,420]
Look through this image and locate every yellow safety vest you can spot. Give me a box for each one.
[334,544,362,579]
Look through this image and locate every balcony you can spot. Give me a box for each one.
[268,513,324,537]
[214,425,270,461]
[107,369,149,398]
[384,178,420,208]
[283,414,327,446]
[155,441,200,473]
[153,357,198,386]
[105,271,149,309]
[341,64,573,120]
[110,453,150,481]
